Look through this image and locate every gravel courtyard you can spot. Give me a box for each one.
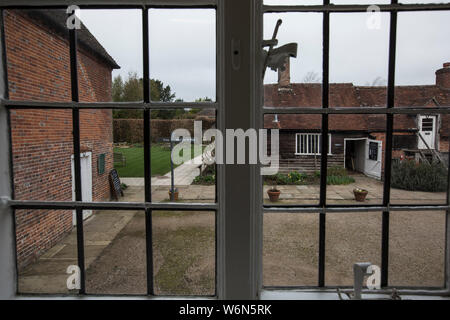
[18,179,447,295]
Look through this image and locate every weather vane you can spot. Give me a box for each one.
[262,19,298,78]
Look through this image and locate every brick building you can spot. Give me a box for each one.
[264,59,450,179]
[4,10,119,269]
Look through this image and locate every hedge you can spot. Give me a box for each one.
[391,160,447,192]
[113,118,215,143]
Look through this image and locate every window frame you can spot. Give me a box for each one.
[0,0,226,299]
[295,133,332,155]
[260,0,450,296]
[0,0,449,300]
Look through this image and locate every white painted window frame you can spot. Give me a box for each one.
[0,0,261,301]
[1,0,450,301]
[295,133,332,155]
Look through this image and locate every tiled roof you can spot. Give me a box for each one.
[264,82,450,130]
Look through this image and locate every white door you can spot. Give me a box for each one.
[418,115,436,149]
[71,152,93,226]
[364,139,382,180]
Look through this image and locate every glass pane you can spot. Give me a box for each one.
[149,9,216,102]
[263,114,322,205]
[391,113,448,205]
[331,0,390,3]
[396,11,450,92]
[325,212,382,286]
[151,109,216,204]
[152,210,215,296]
[11,109,74,201]
[264,0,323,5]
[330,12,390,107]
[79,109,145,203]
[327,114,386,205]
[77,9,142,103]
[389,210,446,287]
[85,210,146,295]
[400,0,448,3]
[264,13,322,108]
[16,209,78,294]
[263,212,319,287]
[4,9,70,102]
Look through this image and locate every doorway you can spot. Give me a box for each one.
[71,152,93,225]
[345,138,382,180]
[418,115,436,150]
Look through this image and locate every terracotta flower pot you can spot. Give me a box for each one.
[168,190,179,201]
[267,189,281,202]
[353,189,368,202]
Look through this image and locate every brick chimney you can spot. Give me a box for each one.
[278,57,290,87]
[436,62,450,89]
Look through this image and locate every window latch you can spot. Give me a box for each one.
[0,196,11,210]
[232,38,241,71]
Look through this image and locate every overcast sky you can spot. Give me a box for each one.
[79,5,449,102]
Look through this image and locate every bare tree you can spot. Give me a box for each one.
[302,71,321,83]
[366,76,387,86]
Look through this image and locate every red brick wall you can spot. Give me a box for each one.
[5,10,114,269]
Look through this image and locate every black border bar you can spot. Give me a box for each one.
[380,0,398,287]
[318,0,330,288]
[142,8,154,296]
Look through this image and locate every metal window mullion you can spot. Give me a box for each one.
[263,3,450,13]
[142,7,154,296]
[261,106,450,115]
[263,205,450,214]
[9,199,218,211]
[381,1,398,288]
[8,101,450,113]
[148,101,218,109]
[2,100,219,110]
[0,0,218,8]
[318,1,329,287]
[68,21,86,295]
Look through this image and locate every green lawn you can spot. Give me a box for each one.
[114,144,204,178]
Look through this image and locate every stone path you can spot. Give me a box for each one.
[121,155,203,187]
[18,189,144,294]
[264,174,446,204]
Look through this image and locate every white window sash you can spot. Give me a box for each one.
[295,133,332,155]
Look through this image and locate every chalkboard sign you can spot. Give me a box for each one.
[109,169,123,200]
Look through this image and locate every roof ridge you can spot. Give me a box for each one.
[24,9,120,69]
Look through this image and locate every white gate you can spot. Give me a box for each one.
[71,152,93,226]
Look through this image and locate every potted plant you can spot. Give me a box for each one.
[267,185,281,202]
[168,188,179,201]
[353,188,368,202]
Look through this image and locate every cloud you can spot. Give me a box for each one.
[79,8,449,102]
